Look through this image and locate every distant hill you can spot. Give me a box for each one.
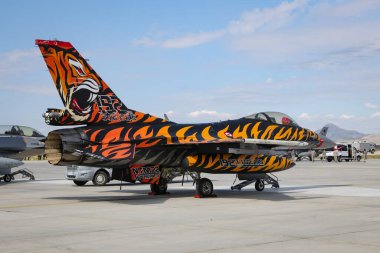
[316,123,367,142]
[361,134,380,145]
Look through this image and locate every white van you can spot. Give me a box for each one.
[325,143,361,162]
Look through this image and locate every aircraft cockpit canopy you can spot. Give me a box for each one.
[245,112,299,126]
[0,125,44,137]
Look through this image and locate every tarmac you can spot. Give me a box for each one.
[1,160,380,253]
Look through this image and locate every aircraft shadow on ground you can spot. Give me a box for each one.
[43,184,349,205]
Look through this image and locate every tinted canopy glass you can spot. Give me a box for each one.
[0,125,44,137]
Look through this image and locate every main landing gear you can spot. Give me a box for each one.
[149,172,216,198]
[194,173,216,198]
[231,173,279,191]
[150,179,168,195]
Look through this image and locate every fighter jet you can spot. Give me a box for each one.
[0,125,45,182]
[36,39,321,197]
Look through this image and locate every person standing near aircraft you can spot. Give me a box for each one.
[333,147,338,162]
[363,149,368,161]
[322,149,326,161]
[291,150,296,162]
[310,149,315,162]
[352,147,357,161]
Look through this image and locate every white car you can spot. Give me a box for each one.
[66,165,113,186]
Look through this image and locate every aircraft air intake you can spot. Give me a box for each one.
[44,129,84,165]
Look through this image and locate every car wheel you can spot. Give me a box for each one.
[357,156,361,162]
[92,171,108,186]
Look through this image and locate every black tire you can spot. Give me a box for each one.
[73,180,88,186]
[3,174,12,182]
[345,159,350,162]
[196,178,213,197]
[255,180,265,191]
[150,179,168,194]
[337,156,342,162]
[327,157,332,162]
[92,171,109,186]
[357,156,361,162]
[371,149,375,154]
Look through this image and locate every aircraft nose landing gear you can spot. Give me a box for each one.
[231,173,279,191]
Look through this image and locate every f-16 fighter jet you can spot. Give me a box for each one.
[0,125,44,182]
[36,39,321,197]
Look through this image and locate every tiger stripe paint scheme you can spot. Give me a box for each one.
[37,39,320,187]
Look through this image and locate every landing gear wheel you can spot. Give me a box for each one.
[357,156,361,162]
[255,180,265,191]
[196,178,214,197]
[92,171,108,186]
[73,180,88,186]
[3,174,12,182]
[150,179,168,195]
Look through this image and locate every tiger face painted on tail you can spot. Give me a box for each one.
[36,40,166,126]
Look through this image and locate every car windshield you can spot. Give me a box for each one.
[0,125,44,137]
[245,112,299,126]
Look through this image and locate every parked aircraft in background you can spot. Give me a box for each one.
[0,125,45,182]
[36,39,321,197]
[293,126,336,160]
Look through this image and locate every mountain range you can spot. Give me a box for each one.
[316,123,370,142]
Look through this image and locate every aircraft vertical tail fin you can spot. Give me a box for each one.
[36,39,166,126]
[319,126,328,136]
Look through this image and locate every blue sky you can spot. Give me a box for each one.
[0,0,379,135]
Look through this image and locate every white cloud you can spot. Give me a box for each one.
[134,0,307,49]
[365,102,379,109]
[2,84,56,96]
[132,37,158,47]
[340,114,355,120]
[227,0,307,34]
[188,110,231,119]
[0,48,54,96]
[298,112,311,120]
[265,77,273,83]
[161,30,225,49]
[371,112,380,118]
[4,48,39,61]
[0,48,40,73]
